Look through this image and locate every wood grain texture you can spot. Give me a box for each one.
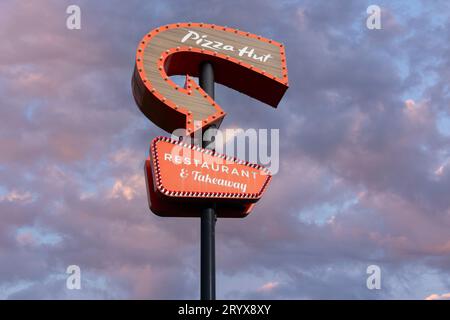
[132,22,289,135]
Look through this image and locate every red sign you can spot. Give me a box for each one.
[132,22,289,136]
[144,136,272,217]
[151,136,271,200]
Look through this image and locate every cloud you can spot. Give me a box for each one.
[257,281,280,293]
[0,190,34,203]
[425,292,450,300]
[108,174,145,201]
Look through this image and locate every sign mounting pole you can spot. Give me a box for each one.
[199,61,216,300]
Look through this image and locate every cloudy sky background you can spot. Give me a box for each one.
[1,0,450,299]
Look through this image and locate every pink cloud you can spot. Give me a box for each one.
[257,281,280,293]
[425,292,450,300]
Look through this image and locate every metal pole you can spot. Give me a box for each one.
[199,61,216,300]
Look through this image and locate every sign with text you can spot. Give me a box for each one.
[145,160,256,218]
[132,22,289,135]
[147,136,271,204]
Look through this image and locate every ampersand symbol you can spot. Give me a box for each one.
[180,168,189,179]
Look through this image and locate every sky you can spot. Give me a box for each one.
[0,0,450,299]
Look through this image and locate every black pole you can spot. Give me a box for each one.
[199,62,216,300]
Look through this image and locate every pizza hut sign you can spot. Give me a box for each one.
[180,30,273,63]
[133,22,289,217]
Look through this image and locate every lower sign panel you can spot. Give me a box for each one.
[145,160,254,218]
[144,136,272,217]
